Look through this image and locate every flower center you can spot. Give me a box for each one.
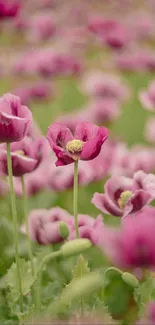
[15,150,25,156]
[66,139,84,159]
[118,190,132,209]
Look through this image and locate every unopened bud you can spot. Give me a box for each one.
[122,272,139,288]
[62,273,102,302]
[61,238,92,257]
[59,222,70,239]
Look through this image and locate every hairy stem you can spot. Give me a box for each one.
[74,160,79,238]
[21,175,34,277]
[6,143,23,312]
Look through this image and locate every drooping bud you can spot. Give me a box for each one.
[61,238,92,257]
[122,272,139,288]
[118,190,132,209]
[59,221,70,239]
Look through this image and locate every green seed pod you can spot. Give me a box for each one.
[122,272,139,288]
[61,238,92,257]
[59,221,70,239]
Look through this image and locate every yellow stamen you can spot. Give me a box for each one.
[66,139,84,159]
[118,190,132,209]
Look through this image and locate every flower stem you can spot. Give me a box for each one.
[35,250,61,314]
[6,143,23,312]
[21,175,34,277]
[74,160,79,238]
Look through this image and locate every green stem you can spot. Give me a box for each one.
[74,160,79,238]
[6,143,23,312]
[21,175,34,277]
[35,250,61,314]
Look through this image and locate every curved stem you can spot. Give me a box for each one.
[74,160,79,238]
[21,175,34,277]
[6,143,23,312]
[35,250,62,314]
[104,267,123,278]
[100,267,123,302]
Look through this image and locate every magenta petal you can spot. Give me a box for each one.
[0,150,37,176]
[105,175,133,205]
[130,190,150,213]
[75,121,108,141]
[47,123,74,148]
[55,150,74,166]
[80,127,108,160]
[92,192,122,216]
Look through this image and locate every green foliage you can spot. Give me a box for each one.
[134,278,154,317]
[6,259,35,309]
[103,268,134,319]
[72,255,90,279]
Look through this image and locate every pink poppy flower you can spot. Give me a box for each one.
[0,93,32,143]
[88,17,129,49]
[88,99,121,124]
[47,122,108,166]
[101,207,155,268]
[0,0,20,19]
[133,170,155,200]
[92,175,151,217]
[56,109,89,133]
[26,13,56,42]
[26,207,73,244]
[116,51,155,72]
[81,72,130,101]
[89,139,117,181]
[14,82,53,105]
[69,215,105,245]
[49,160,94,191]
[0,136,49,176]
[14,158,50,197]
[144,117,155,143]
[110,142,130,176]
[128,146,155,175]
[139,80,155,111]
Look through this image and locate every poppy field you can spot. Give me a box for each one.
[1,1,155,324]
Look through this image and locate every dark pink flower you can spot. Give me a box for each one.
[49,160,94,191]
[139,80,155,111]
[92,175,151,217]
[88,99,120,124]
[47,122,108,166]
[25,207,73,244]
[81,72,130,101]
[88,17,129,49]
[0,136,49,176]
[26,13,56,42]
[13,82,52,105]
[69,214,105,245]
[128,146,155,175]
[144,117,155,143]
[14,158,49,197]
[56,109,89,133]
[0,0,20,19]
[102,208,155,268]
[0,94,32,143]
[133,170,155,200]
[116,51,155,72]
[89,139,117,181]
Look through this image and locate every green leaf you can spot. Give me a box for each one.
[6,258,35,298]
[72,255,90,280]
[134,278,153,317]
